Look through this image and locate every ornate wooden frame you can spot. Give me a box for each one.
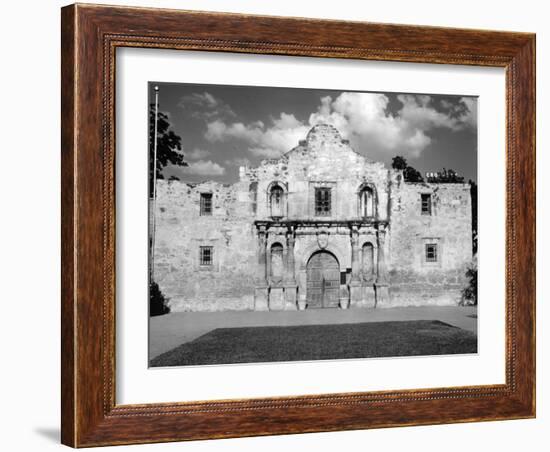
[61,3,536,447]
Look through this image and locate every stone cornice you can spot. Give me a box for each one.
[254,219,389,230]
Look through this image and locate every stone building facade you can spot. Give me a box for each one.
[153,124,473,312]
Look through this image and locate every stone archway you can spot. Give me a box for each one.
[306,250,340,308]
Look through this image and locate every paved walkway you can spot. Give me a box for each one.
[149,306,477,359]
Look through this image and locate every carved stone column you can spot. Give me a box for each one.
[284,226,296,283]
[349,224,363,307]
[375,223,390,307]
[361,240,376,309]
[350,225,361,282]
[265,243,272,284]
[258,225,268,282]
[284,225,298,310]
[254,225,269,311]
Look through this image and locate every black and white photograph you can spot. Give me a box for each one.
[1,0,543,450]
[148,82,479,367]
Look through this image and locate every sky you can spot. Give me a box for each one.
[149,82,478,184]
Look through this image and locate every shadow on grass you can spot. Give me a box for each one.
[150,320,477,367]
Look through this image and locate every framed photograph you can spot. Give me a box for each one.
[61,3,535,447]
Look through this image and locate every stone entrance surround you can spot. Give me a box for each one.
[253,220,390,311]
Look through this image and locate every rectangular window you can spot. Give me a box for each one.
[421,193,432,215]
[199,246,213,266]
[315,187,331,216]
[200,193,212,216]
[425,243,438,262]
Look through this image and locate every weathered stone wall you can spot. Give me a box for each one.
[386,174,473,306]
[152,124,474,311]
[153,180,257,311]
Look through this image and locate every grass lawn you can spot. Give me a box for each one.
[150,320,477,367]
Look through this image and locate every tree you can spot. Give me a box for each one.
[460,263,478,306]
[460,181,478,306]
[391,155,407,170]
[469,180,478,255]
[403,166,424,183]
[391,155,424,182]
[150,280,170,316]
[149,104,186,196]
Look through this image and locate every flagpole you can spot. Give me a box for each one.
[150,85,159,281]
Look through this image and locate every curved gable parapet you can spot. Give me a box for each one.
[291,124,380,166]
[242,125,389,186]
[306,123,343,145]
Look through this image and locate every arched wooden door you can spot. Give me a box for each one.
[306,251,340,308]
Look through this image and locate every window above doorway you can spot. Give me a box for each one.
[315,187,332,216]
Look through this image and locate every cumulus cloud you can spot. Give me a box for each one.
[202,92,476,159]
[180,159,226,176]
[452,97,477,128]
[205,120,264,143]
[309,93,405,152]
[309,93,476,157]
[206,113,309,159]
[178,92,235,120]
[187,148,211,160]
